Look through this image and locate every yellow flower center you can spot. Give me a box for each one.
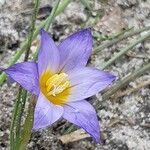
[39,70,71,105]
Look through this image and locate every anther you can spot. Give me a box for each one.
[46,73,70,96]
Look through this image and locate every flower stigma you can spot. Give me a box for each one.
[40,71,71,105]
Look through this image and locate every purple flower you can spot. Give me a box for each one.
[1,29,116,142]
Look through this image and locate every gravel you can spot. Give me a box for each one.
[0,0,150,149]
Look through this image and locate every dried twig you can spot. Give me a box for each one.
[58,129,90,144]
[126,52,149,59]
[108,117,135,128]
[140,124,150,128]
[59,117,135,144]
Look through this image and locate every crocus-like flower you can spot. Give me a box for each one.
[1,29,116,142]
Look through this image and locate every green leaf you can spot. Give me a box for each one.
[16,96,36,150]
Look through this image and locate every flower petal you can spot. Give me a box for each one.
[68,67,116,101]
[33,93,63,130]
[3,62,39,95]
[58,29,92,72]
[38,29,60,75]
[63,100,100,142]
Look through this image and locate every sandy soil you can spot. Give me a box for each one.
[0,0,150,149]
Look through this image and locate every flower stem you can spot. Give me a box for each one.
[10,88,22,150]
[32,0,62,60]
[16,96,36,150]
[10,0,40,149]
[54,0,71,17]
[24,0,40,61]
[101,31,150,69]
[102,63,150,100]
[44,0,61,31]
[15,90,28,139]
[113,80,150,99]
[93,26,150,54]
[16,0,40,133]
[80,0,92,11]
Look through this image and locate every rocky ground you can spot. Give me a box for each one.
[0,0,150,149]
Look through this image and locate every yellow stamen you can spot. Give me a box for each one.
[47,81,70,96]
[39,71,71,105]
[46,73,68,92]
[46,74,59,86]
